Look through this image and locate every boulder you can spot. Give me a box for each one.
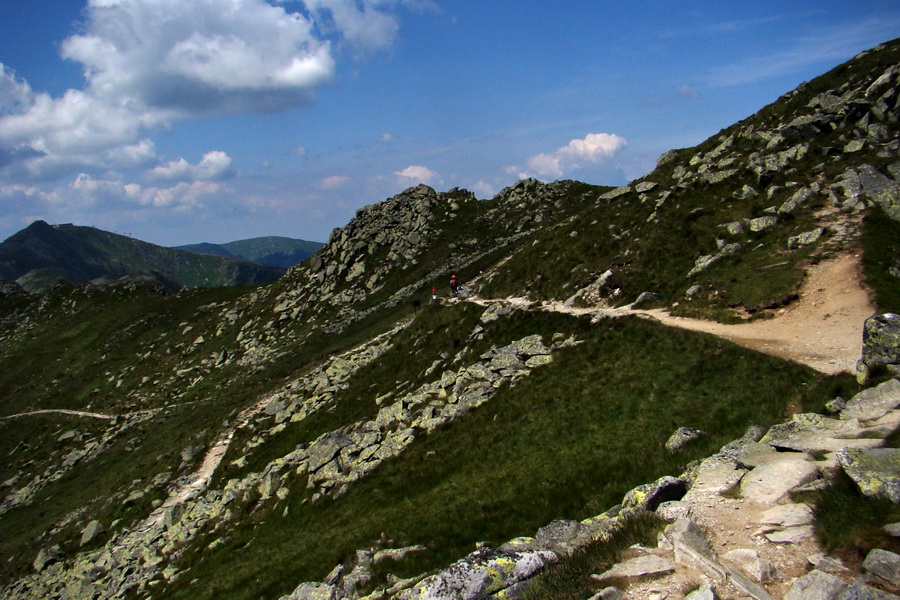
[788,228,825,249]
[279,582,340,600]
[862,549,900,586]
[33,545,62,572]
[665,427,707,452]
[622,476,687,511]
[722,549,776,583]
[80,520,106,547]
[784,570,847,600]
[534,520,595,557]
[750,216,779,232]
[860,314,900,369]
[841,378,900,422]
[838,447,900,503]
[685,582,719,600]
[663,518,726,581]
[599,186,632,201]
[739,455,819,503]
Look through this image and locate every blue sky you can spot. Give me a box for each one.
[1,1,899,246]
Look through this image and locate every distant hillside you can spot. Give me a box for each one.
[175,236,323,268]
[0,221,286,293]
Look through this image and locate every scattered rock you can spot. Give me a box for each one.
[784,569,847,600]
[862,548,900,586]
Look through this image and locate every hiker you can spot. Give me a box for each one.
[432,286,438,300]
[450,274,458,297]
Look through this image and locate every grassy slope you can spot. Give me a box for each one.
[162,305,843,600]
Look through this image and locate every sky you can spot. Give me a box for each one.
[1,1,899,246]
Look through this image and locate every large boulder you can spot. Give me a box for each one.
[858,314,900,380]
[838,447,900,503]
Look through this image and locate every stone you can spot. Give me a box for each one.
[788,228,825,249]
[785,570,847,600]
[657,149,679,167]
[279,582,340,600]
[749,216,779,232]
[838,447,900,503]
[687,243,741,277]
[838,581,900,600]
[80,520,106,546]
[593,554,675,581]
[665,427,707,452]
[740,456,820,503]
[723,222,744,235]
[685,582,719,600]
[842,379,900,422]
[863,549,900,586]
[885,523,900,537]
[397,548,557,600]
[778,186,815,215]
[759,503,814,527]
[663,518,726,581]
[807,553,849,574]
[861,314,900,368]
[33,545,62,572]
[636,181,659,193]
[599,186,633,201]
[623,476,687,511]
[764,526,814,543]
[534,520,595,557]
[722,549,776,583]
[590,587,626,600]
[632,291,661,307]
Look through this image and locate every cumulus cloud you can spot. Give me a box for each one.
[525,133,627,178]
[395,165,438,184]
[0,0,410,182]
[318,175,350,189]
[71,173,225,210]
[148,151,234,182]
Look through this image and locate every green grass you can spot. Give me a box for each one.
[861,204,900,312]
[810,469,900,561]
[159,309,838,600]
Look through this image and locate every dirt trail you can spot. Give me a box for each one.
[469,252,874,375]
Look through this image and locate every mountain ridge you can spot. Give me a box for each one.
[175,236,324,269]
[0,39,899,600]
[0,221,287,292]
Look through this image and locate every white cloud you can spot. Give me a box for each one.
[395,165,438,184]
[318,175,350,189]
[0,0,411,182]
[71,173,224,210]
[525,133,627,178]
[148,151,234,182]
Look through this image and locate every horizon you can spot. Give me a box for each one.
[1,1,899,247]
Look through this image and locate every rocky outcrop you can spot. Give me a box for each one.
[858,314,900,382]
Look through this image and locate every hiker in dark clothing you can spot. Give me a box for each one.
[450,274,458,297]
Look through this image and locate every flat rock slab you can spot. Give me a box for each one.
[593,554,675,580]
[759,503,814,527]
[683,458,746,498]
[740,456,819,503]
[841,379,900,422]
[764,525,815,544]
[838,447,900,503]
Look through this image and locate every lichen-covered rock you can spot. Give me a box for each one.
[838,447,900,503]
[534,520,596,557]
[788,227,825,249]
[665,427,707,452]
[398,548,557,600]
[623,476,687,511]
[861,313,900,369]
[784,569,847,600]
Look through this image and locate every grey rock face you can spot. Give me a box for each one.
[863,548,900,586]
[838,447,900,503]
[785,570,847,600]
[594,554,675,581]
[397,548,557,600]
